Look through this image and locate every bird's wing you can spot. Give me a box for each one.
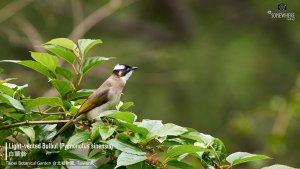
[74,88,110,119]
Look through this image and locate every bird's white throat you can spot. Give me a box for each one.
[121,71,133,83]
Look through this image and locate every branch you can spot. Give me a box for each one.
[0,0,34,24]
[0,120,69,130]
[13,16,45,52]
[69,0,137,40]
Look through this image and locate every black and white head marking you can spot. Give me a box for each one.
[113,64,138,82]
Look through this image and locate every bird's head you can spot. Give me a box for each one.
[112,64,138,82]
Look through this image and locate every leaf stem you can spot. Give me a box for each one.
[0,120,69,130]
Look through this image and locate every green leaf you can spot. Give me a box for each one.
[3,112,24,120]
[0,60,55,78]
[91,121,102,141]
[0,130,11,145]
[115,152,146,168]
[55,67,74,80]
[226,152,270,166]
[119,121,149,137]
[78,39,102,55]
[99,123,117,140]
[25,97,63,111]
[44,44,76,64]
[80,56,111,74]
[60,151,86,161]
[31,52,58,72]
[67,89,94,101]
[0,93,24,111]
[19,126,35,143]
[167,161,195,169]
[50,79,73,96]
[181,132,207,144]
[1,82,28,97]
[157,123,188,137]
[38,131,56,141]
[66,132,90,149]
[262,164,296,169]
[45,38,75,50]
[106,111,136,123]
[89,151,106,162]
[210,138,227,164]
[0,67,3,74]
[107,139,145,155]
[136,119,163,138]
[127,161,151,169]
[167,145,210,158]
[119,102,134,111]
[0,84,15,96]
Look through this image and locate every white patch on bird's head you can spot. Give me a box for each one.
[121,70,133,83]
[113,64,126,70]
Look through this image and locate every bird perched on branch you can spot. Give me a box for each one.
[51,64,138,141]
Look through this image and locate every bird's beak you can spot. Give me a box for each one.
[131,67,138,70]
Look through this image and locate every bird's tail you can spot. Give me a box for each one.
[51,118,74,142]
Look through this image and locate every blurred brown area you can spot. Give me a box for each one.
[0,0,299,168]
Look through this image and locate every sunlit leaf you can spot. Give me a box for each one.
[115,152,146,168]
[78,39,102,55]
[105,111,136,123]
[0,60,55,78]
[136,119,163,138]
[31,52,58,72]
[119,102,134,111]
[226,152,270,166]
[107,139,145,155]
[0,93,24,111]
[157,123,188,137]
[262,164,296,169]
[45,38,75,50]
[80,56,111,74]
[167,145,210,158]
[44,44,76,64]
[66,132,90,149]
[99,122,117,140]
[0,84,15,96]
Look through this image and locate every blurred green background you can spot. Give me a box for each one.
[0,0,299,168]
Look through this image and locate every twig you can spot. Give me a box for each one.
[71,0,84,27]
[69,0,137,40]
[0,120,69,130]
[0,0,34,23]
[13,16,45,52]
